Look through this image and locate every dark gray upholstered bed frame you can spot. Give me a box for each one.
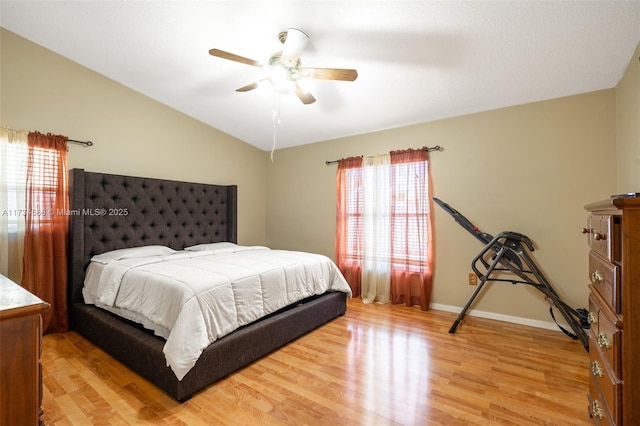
[67,169,347,401]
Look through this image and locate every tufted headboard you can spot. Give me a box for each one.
[67,169,237,305]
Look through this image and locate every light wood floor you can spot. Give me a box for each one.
[41,299,591,425]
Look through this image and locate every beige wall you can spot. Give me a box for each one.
[1,28,269,246]
[616,41,640,193]
[267,91,617,323]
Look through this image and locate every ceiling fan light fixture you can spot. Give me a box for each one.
[267,64,295,94]
[263,51,302,94]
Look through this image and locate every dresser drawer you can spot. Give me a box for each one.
[587,214,620,262]
[588,291,622,377]
[589,385,615,425]
[588,251,620,313]
[589,344,622,424]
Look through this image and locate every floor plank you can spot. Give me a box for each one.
[41,299,591,425]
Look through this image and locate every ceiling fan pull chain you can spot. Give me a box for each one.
[271,94,282,161]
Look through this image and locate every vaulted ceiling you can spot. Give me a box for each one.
[2,1,639,151]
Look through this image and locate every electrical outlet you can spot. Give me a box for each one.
[468,273,478,286]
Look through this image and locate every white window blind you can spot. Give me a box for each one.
[343,158,428,271]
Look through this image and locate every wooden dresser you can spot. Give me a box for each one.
[584,197,640,425]
[0,274,49,426]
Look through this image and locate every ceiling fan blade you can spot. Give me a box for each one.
[295,84,316,104]
[300,67,358,81]
[209,49,262,67]
[280,28,309,65]
[236,80,265,92]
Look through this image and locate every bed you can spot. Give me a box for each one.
[67,168,349,402]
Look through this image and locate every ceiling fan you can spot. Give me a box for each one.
[209,28,358,105]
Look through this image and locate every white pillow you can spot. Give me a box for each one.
[91,245,176,264]
[183,242,238,252]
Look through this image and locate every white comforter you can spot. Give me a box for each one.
[83,246,351,380]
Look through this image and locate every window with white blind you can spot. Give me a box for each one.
[25,146,62,219]
[3,144,61,233]
[342,166,363,265]
[390,160,429,271]
[343,159,429,272]
[3,141,28,234]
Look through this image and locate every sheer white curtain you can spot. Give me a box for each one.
[0,126,29,281]
[361,153,391,304]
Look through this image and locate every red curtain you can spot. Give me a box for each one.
[335,156,363,297]
[22,132,69,333]
[389,148,434,310]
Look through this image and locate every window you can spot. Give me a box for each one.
[25,146,63,223]
[390,161,429,271]
[342,166,363,265]
[336,148,434,310]
[3,144,61,233]
[3,141,28,234]
[341,158,428,270]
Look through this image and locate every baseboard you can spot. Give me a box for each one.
[431,303,568,332]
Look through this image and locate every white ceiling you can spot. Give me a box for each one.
[2,1,639,151]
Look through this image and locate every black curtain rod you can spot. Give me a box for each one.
[5,127,94,147]
[325,145,442,165]
[68,139,94,147]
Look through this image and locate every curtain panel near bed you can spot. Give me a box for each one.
[22,132,69,333]
[335,148,434,311]
[361,153,392,304]
[388,148,434,310]
[0,126,28,282]
[335,156,364,298]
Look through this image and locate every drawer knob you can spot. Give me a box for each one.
[587,312,597,325]
[593,232,607,241]
[590,270,603,284]
[591,400,604,420]
[591,361,604,378]
[581,227,591,234]
[597,332,611,349]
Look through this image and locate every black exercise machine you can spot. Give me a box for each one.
[434,198,589,351]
